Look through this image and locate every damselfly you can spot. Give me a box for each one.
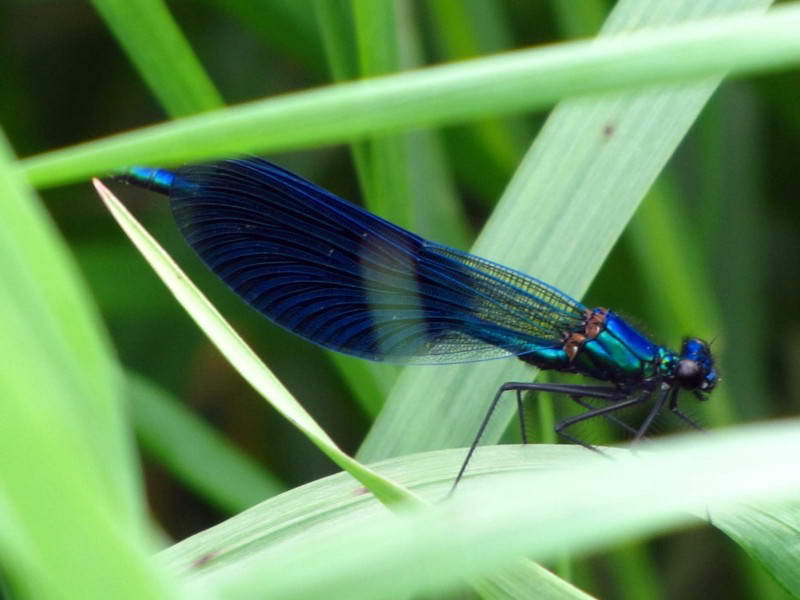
[116,158,718,489]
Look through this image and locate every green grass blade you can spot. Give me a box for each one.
[161,445,611,596]
[697,86,771,423]
[691,87,781,600]
[549,6,654,596]
[713,502,800,596]
[201,0,327,75]
[0,136,173,599]
[313,0,401,415]
[314,1,469,415]
[91,0,223,116]
[604,545,662,600]
[92,179,419,508]
[550,0,609,39]
[350,0,410,226]
[161,423,800,600]
[426,0,528,201]
[626,181,734,426]
[0,149,141,526]
[471,560,596,600]
[351,0,406,223]
[21,2,800,188]
[351,0,397,76]
[314,0,359,81]
[393,1,471,248]
[349,0,471,244]
[314,0,374,202]
[359,0,771,463]
[128,372,286,514]
[324,353,396,418]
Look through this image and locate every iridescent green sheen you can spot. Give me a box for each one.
[520,346,572,371]
[656,347,679,377]
[519,310,684,386]
[116,166,176,194]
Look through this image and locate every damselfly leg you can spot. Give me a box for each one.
[670,390,706,432]
[450,382,651,495]
[551,388,651,448]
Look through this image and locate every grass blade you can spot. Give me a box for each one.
[426,0,528,201]
[92,179,419,508]
[359,0,771,463]
[0,149,141,525]
[313,0,402,415]
[0,135,172,599]
[626,181,734,427]
[161,422,800,600]
[713,502,800,596]
[314,1,469,415]
[92,0,223,116]
[129,372,286,513]
[21,3,800,188]
[200,0,327,75]
[351,0,407,223]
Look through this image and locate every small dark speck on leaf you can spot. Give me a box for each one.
[192,551,219,568]
[353,486,370,496]
[602,123,615,138]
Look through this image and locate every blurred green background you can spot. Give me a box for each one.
[3,1,799,598]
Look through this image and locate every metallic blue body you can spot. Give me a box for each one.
[115,159,718,396]
[520,310,674,385]
[582,312,666,382]
[120,166,176,194]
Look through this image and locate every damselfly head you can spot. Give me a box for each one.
[675,338,718,395]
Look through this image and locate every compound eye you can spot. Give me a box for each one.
[676,359,703,389]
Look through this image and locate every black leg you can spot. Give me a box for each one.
[449,381,514,497]
[671,408,705,432]
[448,381,627,496]
[632,386,671,441]
[554,391,652,449]
[516,390,528,445]
[571,396,637,435]
[669,390,706,433]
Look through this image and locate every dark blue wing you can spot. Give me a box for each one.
[169,158,586,364]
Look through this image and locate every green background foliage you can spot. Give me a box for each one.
[2,0,800,598]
